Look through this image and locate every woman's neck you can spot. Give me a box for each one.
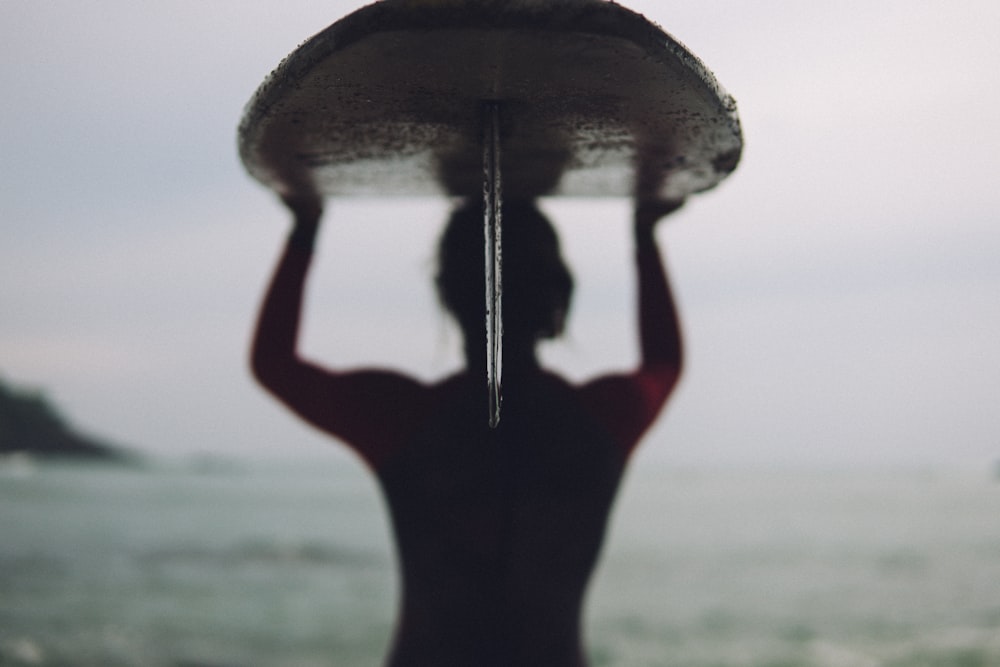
[463,335,540,378]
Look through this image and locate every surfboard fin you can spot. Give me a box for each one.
[484,102,503,429]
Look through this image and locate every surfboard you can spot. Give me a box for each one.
[238,0,742,202]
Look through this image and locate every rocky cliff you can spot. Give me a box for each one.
[0,378,134,462]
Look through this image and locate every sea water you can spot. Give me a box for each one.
[1,459,998,667]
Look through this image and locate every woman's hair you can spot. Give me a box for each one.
[436,199,573,341]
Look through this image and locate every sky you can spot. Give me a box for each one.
[2,1,999,469]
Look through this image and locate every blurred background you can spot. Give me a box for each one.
[3,0,998,469]
[2,2,999,666]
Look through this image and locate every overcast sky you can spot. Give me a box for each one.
[2,1,998,469]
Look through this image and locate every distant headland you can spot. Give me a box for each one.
[0,377,137,463]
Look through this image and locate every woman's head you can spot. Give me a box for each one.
[436,199,573,343]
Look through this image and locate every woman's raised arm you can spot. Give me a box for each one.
[634,200,684,377]
[250,194,323,392]
[249,196,426,465]
[579,200,685,454]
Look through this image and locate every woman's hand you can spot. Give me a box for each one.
[281,191,324,228]
[634,199,684,232]
[281,192,324,252]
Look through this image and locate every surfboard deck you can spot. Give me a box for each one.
[238,0,742,201]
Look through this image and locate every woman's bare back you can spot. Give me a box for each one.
[378,371,626,666]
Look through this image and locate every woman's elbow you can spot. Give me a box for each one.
[647,345,683,386]
[639,360,682,404]
[250,348,285,392]
[664,340,684,386]
[671,349,684,383]
[661,360,683,398]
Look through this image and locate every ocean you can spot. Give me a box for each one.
[1,458,998,666]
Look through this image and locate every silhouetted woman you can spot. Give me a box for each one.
[251,194,683,667]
